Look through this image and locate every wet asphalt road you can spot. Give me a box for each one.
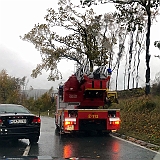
[29,116,158,160]
[0,116,159,160]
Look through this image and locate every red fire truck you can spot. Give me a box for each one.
[55,63,120,134]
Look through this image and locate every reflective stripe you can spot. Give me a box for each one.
[109,117,120,122]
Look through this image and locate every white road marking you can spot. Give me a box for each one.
[111,134,160,154]
[22,145,31,156]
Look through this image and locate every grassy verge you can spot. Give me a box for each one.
[31,110,55,118]
[110,95,160,146]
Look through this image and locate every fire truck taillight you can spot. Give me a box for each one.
[64,117,76,131]
[65,121,74,125]
[64,117,76,126]
[109,117,120,125]
[110,121,120,125]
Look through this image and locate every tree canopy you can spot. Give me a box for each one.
[21,0,119,81]
[21,0,160,94]
[154,41,160,50]
[0,70,26,104]
[154,40,160,58]
[80,0,160,95]
[0,69,55,112]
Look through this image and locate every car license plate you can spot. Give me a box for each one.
[9,119,27,124]
[67,125,74,130]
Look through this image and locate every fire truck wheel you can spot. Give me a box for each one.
[59,116,63,132]
[56,124,59,129]
[55,128,60,135]
[97,130,103,136]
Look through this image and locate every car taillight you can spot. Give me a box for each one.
[0,119,3,126]
[32,116,41,124]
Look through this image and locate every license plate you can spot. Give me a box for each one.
[9,119,27,124]
[66,125,74,130]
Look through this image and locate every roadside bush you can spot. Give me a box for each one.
[151,82,160,96]
[109,95,160,145]
[119,109,160,145]
[117,88,145,99]
[25,92,56,113]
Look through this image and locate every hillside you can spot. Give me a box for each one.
[109,88,160,146]
[24,89,58,99]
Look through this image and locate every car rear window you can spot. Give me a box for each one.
[0,104,30,114]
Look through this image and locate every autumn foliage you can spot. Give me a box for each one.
[111,89,160,146]
[0,70,55,113]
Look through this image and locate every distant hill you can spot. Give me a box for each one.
[24,89,58,99]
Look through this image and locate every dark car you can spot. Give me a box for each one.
[0,104,41,143]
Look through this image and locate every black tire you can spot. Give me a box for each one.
[29,135,39,144]
[56,124,60,130]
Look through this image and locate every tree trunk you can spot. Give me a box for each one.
[127,31,134,89]
[124,53,128,90]
[115,63,120,91]
[145,1,151,95]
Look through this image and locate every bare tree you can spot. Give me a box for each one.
[80,0,160,94]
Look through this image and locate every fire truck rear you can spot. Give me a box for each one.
[55,64,120,134]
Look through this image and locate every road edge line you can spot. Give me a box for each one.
[111,134,160,154]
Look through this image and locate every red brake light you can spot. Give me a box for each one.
[110,121,120,125]
[109,117,120,125]
[32,116,41,123]
[0,119,3,126]
[64,118,76,126]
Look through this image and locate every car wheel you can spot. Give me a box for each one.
[29,136,39,144]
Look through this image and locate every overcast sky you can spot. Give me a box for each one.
[0,0,160,90]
